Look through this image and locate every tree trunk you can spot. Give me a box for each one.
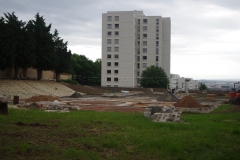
[56,72,60,81]
[37,69,42,80]
[14,66,19,79]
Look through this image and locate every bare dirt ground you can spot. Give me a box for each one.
[61,83,109,95]
[59,96,175,113]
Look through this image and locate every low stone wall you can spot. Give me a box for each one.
[144,106,182,122]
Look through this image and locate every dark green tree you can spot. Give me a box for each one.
[53,29,72,80]
[29,13,58,80]
[4,12,36,78]
[0,17,15,71]
[70,54,96,85]
[92,58,101,86]
[199,83,208,91]
[140,65,169,88]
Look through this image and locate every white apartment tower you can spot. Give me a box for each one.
[101,11,171,87]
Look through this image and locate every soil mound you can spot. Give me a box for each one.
[157,92,179,102]
[26,95,60,102]
[174,95,203,108]
[144,88,155,97]
[70,92,82,98]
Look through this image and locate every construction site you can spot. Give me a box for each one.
[1,80,240,159]
[0,80,235,122]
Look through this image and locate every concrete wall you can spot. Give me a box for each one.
[60,74,72,80]
[0,67,56,80]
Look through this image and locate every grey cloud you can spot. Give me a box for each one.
[1,0,240,79]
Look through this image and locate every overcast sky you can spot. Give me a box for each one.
[1,0,240,80]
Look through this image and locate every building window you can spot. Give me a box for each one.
[115,16,119,21]
[114,62,119,66]
[107,47,111,52]
[156,19,159,24]
[107,16,112,21]
[143,48,147,53]
[143,41,147,45]
[156,56,159,61]
[143,34,147,38]
[137,41,140,46]
[115,24,119,29]
[114,47,119,52]
[143,56,147,60]
[107,70,111,74]
[156,34,159,39]
[114,78,118,82]
[156,41,159,46]
[107,24,112,29]
[114,85,118,87]
[114,39,119,44]
[137,71,140,76]
[143,19,147,23]
[107,39,111,44]
[143,26,147,31]
[107,62,111,66]
[137,56,140,61]
[114,70,118,74]
[138,19,140,24]
[107,31,111,36]
[107,77,111,81]
[115,31,119,36]
[156,26,159,32]
[156,48,159,54]
[114,54,119,58]
[137,63,140,68]
[143,63,147,68]
[138,34,140,39]
[156,63,158,67]
[138,26,140,32]
[107,54,111,58]
[137,48,140,54]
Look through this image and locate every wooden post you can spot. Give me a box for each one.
[0,102,8,115]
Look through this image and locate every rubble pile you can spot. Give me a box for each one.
[157,92,179,102]
[19,95,81,111]
[144,106,182,122]
[18,100,81,111]
[26,95,60,102]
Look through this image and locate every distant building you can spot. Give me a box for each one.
[170,74,199,90]
[101,10,171,87]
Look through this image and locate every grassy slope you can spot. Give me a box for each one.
[1,104,240,160]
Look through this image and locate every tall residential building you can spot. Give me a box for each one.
[101,10,171,88]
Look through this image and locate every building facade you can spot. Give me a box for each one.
[101,11,171,87]
[170,74,199,90]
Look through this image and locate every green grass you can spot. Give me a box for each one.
[1,104,240,160]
